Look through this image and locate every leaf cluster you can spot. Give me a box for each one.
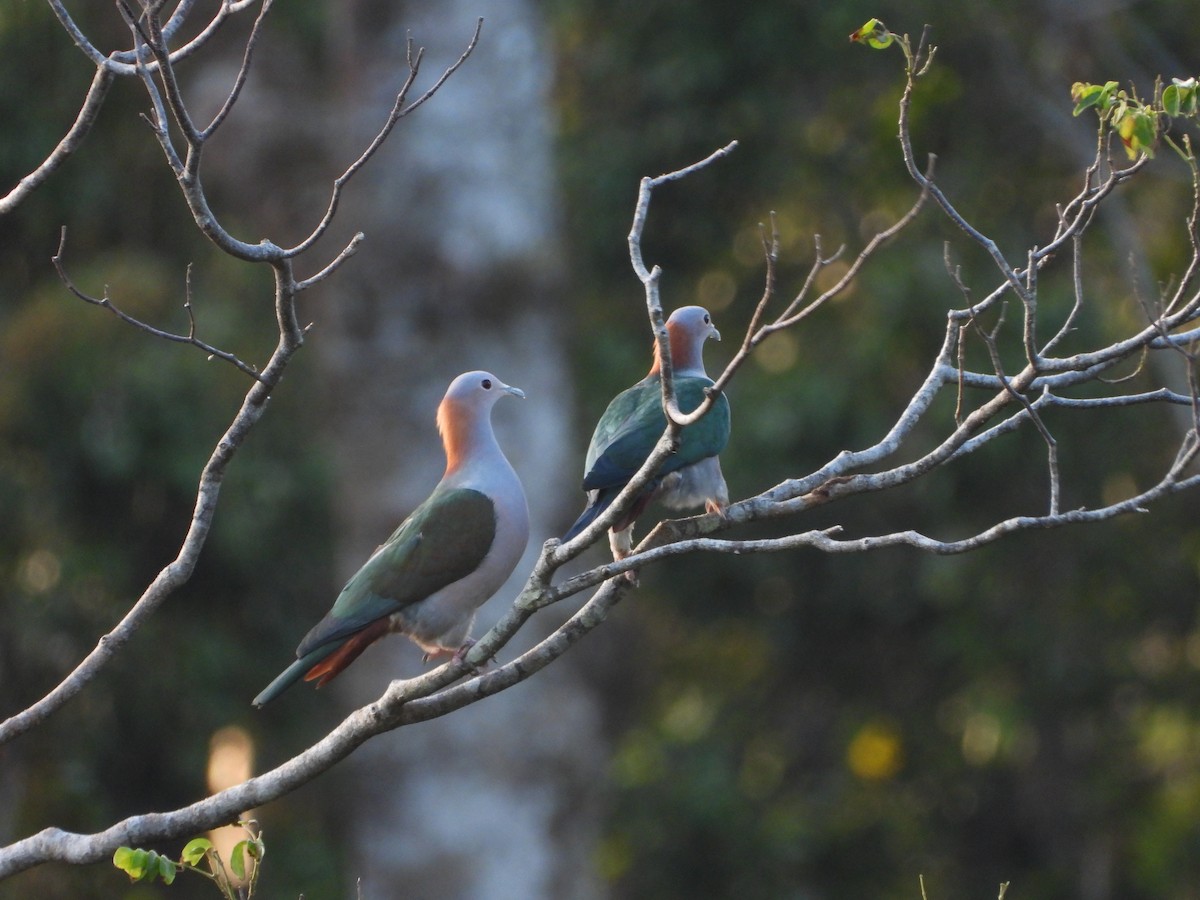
[1072,76,1200,159]
[113,825,264,898]
[558,4,1200,897]
[7,1,1200,896]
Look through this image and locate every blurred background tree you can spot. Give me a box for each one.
[550,2,1200,899]
[2,1,1199,898]
[0,5,346,895]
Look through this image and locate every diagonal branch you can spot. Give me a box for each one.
[284,19,484,259]
[52,228,266,380]
[200,0,275,140]
[628,142,740,421]
[0,569,633,878]
[558,142,739,554]
[119,0,204,146]
[0,267,301,746]
[1,12,483,749]
[0,64,114,215]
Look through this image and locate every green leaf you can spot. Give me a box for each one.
[1171,79,1200,117]
[112,847,178,885]
[1072,80,1122,117]
[1164,84,1182,117]
[113,846,154,882]
[1118,109,1157,159]
[230,840,248,880]
[849,18,893,50]
[181,837,213,867]
[246,836,263,860]
[1071,82,1106,116]
[113,846,138,880]
[142,851,163,882]
[1133,112,1158,155]
[157,854,177,885]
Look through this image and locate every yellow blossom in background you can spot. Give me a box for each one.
[846,720,904,782]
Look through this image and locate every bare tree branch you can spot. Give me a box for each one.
[557,142,740,555]
[0,300,299,746]
[627,141,739,426]
[0,65,114,215]
[284,19,484,259]
[7,10,1200,886]
[46,0,113,67]
[295,232,367,292]
[3,1,264,216]
[51,228,266,380]
[199,0,275,140]
[50,0,259,75]
[0,7,476,747]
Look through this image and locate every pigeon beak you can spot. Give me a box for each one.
[711,326,722,342]
[503,384,526,400]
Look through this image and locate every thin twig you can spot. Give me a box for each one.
[130,1,204,146]
[52,229,266,380]
[559,142,740,557]
[285,19,484,259]
[201,0,276,140]
[738,213,781,351]
[772,167,931,331]
[0,65,115,215]
[123,3,185,176]
[1042,231,1086,354]
[295,233,366,292]
[631,142,738,427]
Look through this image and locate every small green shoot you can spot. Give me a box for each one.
[849,18,894,50]
[1071,75,1200,161]
[113,822,264,899]
[849,18,936,76]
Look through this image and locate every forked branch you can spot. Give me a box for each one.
[51,228,265,380]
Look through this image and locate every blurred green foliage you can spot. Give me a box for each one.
[113,828,264,896]
[4,0,1200,898]
[0,6,344,899]
[549,0,1200,897]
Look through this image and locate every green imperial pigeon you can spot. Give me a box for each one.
[253,371,530,707]
[563,305,730,559]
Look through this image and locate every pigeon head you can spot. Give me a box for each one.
[438,371,525,475]
[650,306,721,377]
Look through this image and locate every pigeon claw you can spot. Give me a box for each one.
[452,639,477,666]
[454,639,493,675]
[705,499,730,521]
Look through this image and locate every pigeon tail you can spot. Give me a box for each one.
[252,642,338,708]
[562,494,609,542]
[563,486,657,543]
[302,618,391,688]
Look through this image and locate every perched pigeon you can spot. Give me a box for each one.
[254,371,529,706]
[564,306,730,559]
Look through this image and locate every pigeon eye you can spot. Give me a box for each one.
[481,378,493,390]
[703,314,711,324]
